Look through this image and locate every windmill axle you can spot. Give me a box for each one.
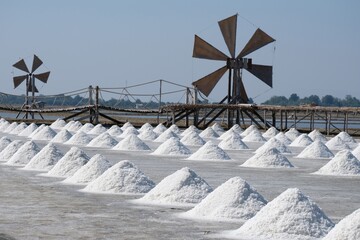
[226,57,252,70]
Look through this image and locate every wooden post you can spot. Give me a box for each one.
[294,111,297,129]
[193,88,198,127]
[285,111,288,130]
[88,85,93,123]
[326,112,331,135]
[157,80,162,124]
[185,88,190,128]
[263,110,267,129]
[344,112,348,132]
[95,86,99,124]
[280,110,283,131]
[272,111,276,128]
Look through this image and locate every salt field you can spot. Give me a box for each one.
[0,118,360,239]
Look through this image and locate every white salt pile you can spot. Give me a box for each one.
[0,136,12,152]
[219,129,239,140]
[285,128,301,141]
[262,126,279,139]
[4,122,18,133]
[242,129,266,142]
[242,147,294,168]
[83,160,155,194]
[181,177,267,221]
[31,126,57,141]
[255,137,291,154]
[87,132,118,148]
[0,121,10,131]
[187,141,231,161]
[79,123,94,133]
[51,129,73,143]
[64,154,112,185]
[168,124,181,134]
[24,143,64,171]
[0,140,24,162]
[229,124,243,134]
[199,127,219,138]
[113,134,151,151]
[181,125,200,136]
[154,129,179,142]
[180,131,206,146]
[137,128,158,141]
[211,122,225,135]
[290,133,313,147]
[152,137,191,156]
[336,131,357,146]
[240,125,258,137]
[227,188,334,239]
[136,167,212,206]
[5,141,41,166]
[326,136,351,151]
[50,119,67,129]
[323,208,360,240]
[119,127,139,138]
[314,150,360,176]
[18,123,38,137]
[28,124,45,138]
[64,120,83,132]
[138,122,153,132]
[106,125,123,137]
[120,121,134,130]
[308,129,328,142]
[297,140,334,159]
[274,132,292,145]
[352,145,360,160]
[11,122,28,135]
[153,123,167,135]
[65,131,93,146]
[46,147,90,178]
[87,124,107,135]
[218,134,249,150]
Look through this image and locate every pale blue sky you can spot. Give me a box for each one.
[0,0,359,103]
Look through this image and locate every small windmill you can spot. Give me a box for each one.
[192,14,275,104]
[12,54,50,118]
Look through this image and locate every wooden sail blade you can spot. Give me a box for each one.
[13,75,28,89]
[238,78,249,103]
[34,71,50,83]
[192,66,227,97]
[193,35,228,61]
[27,81,39,93]
[246,64,273,87]
[238,28,275,58]
[13,59,29,73]
[218,14,237,58]
[31,54,43,73]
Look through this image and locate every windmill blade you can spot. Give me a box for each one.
[13,75,28,89]
[13,59,29,73]
[34,71,50,83]
[193,35,228,61]
[218,14,237,58]
[192,66,227,97]
[238,78,249,103]
[238,28,275,58]
[31,54,43,73]
[246,64,273,87]
[27,81,39,93]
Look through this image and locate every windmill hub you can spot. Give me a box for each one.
[226,58,252,70]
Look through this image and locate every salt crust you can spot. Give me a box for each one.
[18,123,38,137]
[64,154,112,185]
[308,129,328,142]
[314,150,360,176]
[113,134,151,151]
[24,143,64,171]
[83,160,155,194]
[137,128,158,141]
[65,131,93,145]
[5,141,41,166]
[31,126,57,140]
[152,137,191,156]
[240,125,258,137]
[322,208,360,240]
[87,124,107,135]
[262,126,279,139]
[325,136,351,151]
[154,129,179,142]
[50,129,73,143]
[242,130,267,142]
[290,134,313,147]
[136,167,212,206]
[187,141,231,161]
[218,134,249,150]
[181,177,267,221]
[87,132,118,148]
[46,147,90,178]
[180,131,206,146]
[0,136,12,152]
[228,188,334,239]
[242,147,294,168]
[255,137,291,154]
[199,127,220,138]
[153,123,167,135]
[0,140,24,162]
[297,140,334,159]
[285,128,301,141]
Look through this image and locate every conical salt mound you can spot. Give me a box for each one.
[0,121,10,131]
[50,119,66,129]
[290,133,313,147]
[199,127,219,138]
[240,125,258,137]
[218,134,249,150]
[3,122,18,133]
[31,126,57,141]
[137,128,158,141]
[65,131,93,145]
[0,136,12,152]
[308,129,328,142]
[242,147,294,168]
[262,126,279,139]
[326,136,351,151]
[113,134,150,151]
[106,125,123,137]
[87,132,118,148]
[230,124,243,134]
[119,127,139,138]
[120,121,134,131]
[51,129,73,143]
[274,132,292,145]
[219,129,240,140]
[6,141,41,166]
[255,137,291,154]
[28,124,45,138]
[187,141,231,161]
[297,140,334,159]
[181,177,267,221]
[83,160,155,194]
[285,128,301,141]
[136,167,212,206]
[138,122,153,132]
[11,122,28,135]
[336,131,357,145]
[152,137,191,156]
[352,145,360,160]
[65,121,83,132]
[78,123,94,133]
[168,124,181,134]
[64,154,112,185]
[18,123,38,137]
[180,131,206,146]
[242,130,266,142]
[87,124,107,135]
[24,143,64,171]
[153,123,167,135]
[229,188,334,239]
[47,147,90,178]
[0,140,24,162]
[154,129,179,142]
[323,208,360,240]
[181,125,200,136]
[211,122,225,135]
[314,150,360,176]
